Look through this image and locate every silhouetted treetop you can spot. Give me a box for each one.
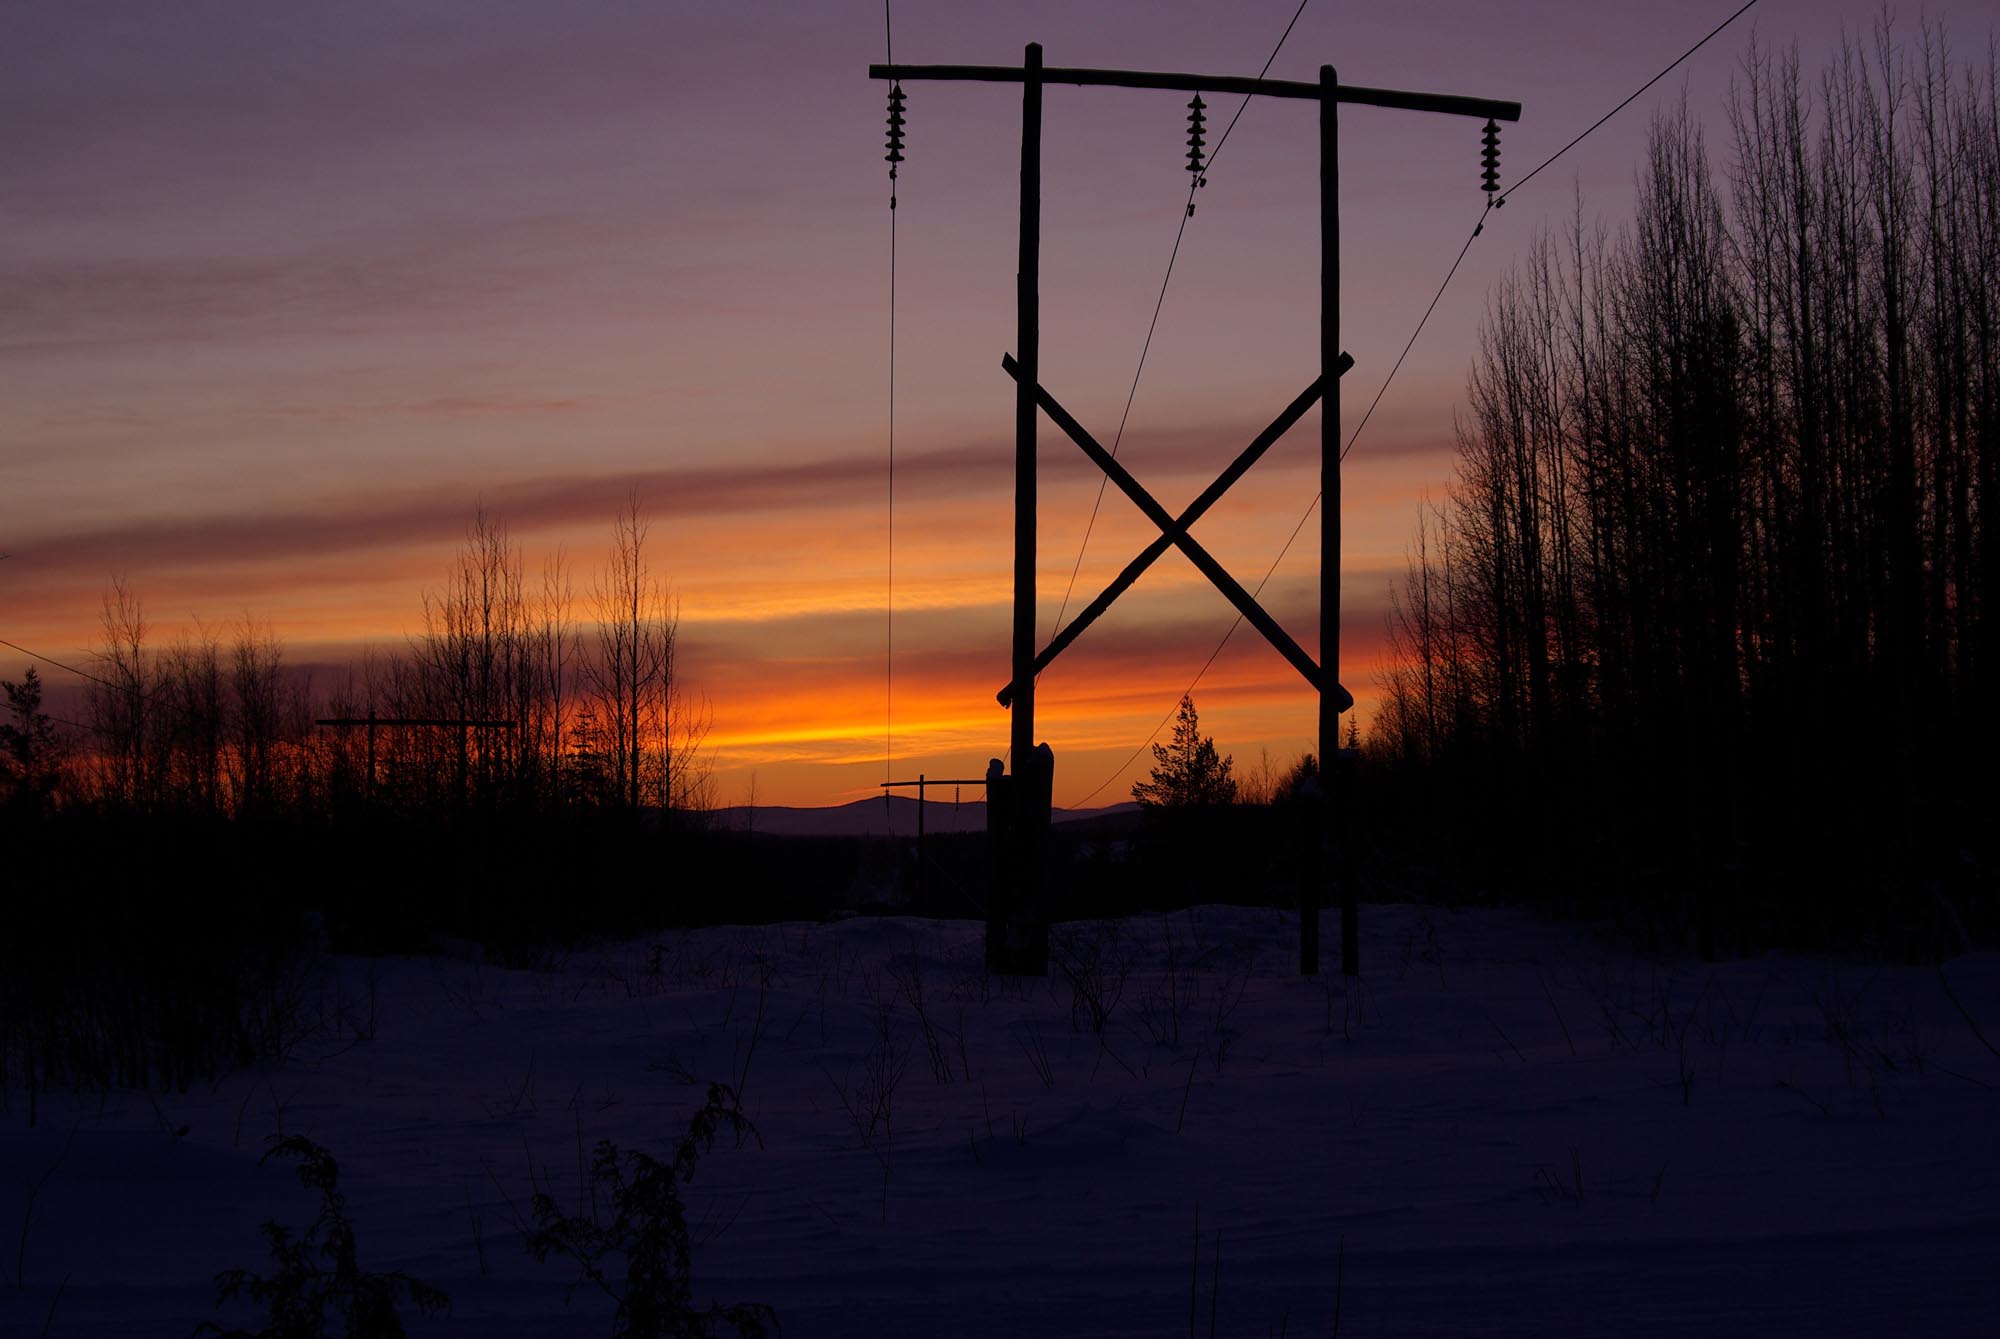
[1132,695,1237,809]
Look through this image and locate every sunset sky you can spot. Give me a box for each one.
[5,0,1984,809]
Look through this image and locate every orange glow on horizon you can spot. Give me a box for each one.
[8,476,1412,810]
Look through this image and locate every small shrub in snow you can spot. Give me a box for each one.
[1136,914,1198,1049]
[195,1135,449,1339]
[527,1082,776,1338]
[887,949,963,1084]
[1050,923,1131,1036]
[820,1000,910,1221]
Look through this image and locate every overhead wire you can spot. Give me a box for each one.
[1495,0,1761,206]
[884,0,899,814]
[0,635,140,742]
[0,635,126,694]
[1065,0,1765,808]
[1047,0,1313,644]
[1337,0,1761,465]
[1067,495,1319,810]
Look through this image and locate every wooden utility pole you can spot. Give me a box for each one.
[1318,64,1346,978]
[870,49,1518,979]
[1003,44,1046,974]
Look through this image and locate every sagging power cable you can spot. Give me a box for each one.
[1064,0,1765,808]
[1048,0,1313,646]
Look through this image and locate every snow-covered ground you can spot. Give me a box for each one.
[5,903,1997,1336]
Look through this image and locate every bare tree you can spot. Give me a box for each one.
[585,496,683,813]
[408,507,528,809]
[1378,16,2000,934]
[89,577,151,808]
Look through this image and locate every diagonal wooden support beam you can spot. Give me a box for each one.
[996,353,1351,707]
[1000,358,1352,707]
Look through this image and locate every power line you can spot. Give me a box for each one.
[1333,0,1764,464]
[1205,0,1313,172]
[1343,0,1764,468]
[884,0,900,812]
[0,636,124,693]
[1335,0,1765,473]
[1048,0,1312,643]
[1341,202,1490,464]
[1065,0,1765,808]
[1074,199,1490,808]
[1498,0,1760,205]
[1066,491,1320,810]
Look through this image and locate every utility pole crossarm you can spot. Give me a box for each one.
[868,63,1520,122]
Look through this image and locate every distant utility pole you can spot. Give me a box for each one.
[879,773,988,907]
[870,49,1519,977]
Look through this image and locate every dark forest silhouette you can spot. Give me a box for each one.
[1374,28,1999,951]
[0,501,730,1110]
[72,498,702,824]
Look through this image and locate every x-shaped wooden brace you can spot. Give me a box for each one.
[997,352,1355,712]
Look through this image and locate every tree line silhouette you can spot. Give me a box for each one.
[0,500,729,1110]
[1374,25,1999,951]
[58,499,702,824]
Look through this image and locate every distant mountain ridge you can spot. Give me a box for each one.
[712,795,1137,838]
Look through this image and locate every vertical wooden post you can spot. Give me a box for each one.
[916,772,927,905]
[1328,67,1360,979]
[1312,64,1351,977]
[366,707,377,803]
[1323,65,1357,979]
[1013,43,1041,808]
[999,42,1044,972]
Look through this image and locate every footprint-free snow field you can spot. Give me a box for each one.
[5,903,1997,1336]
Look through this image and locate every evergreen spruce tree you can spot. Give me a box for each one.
[1131,695,1236,809]
[1,666,63,815]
